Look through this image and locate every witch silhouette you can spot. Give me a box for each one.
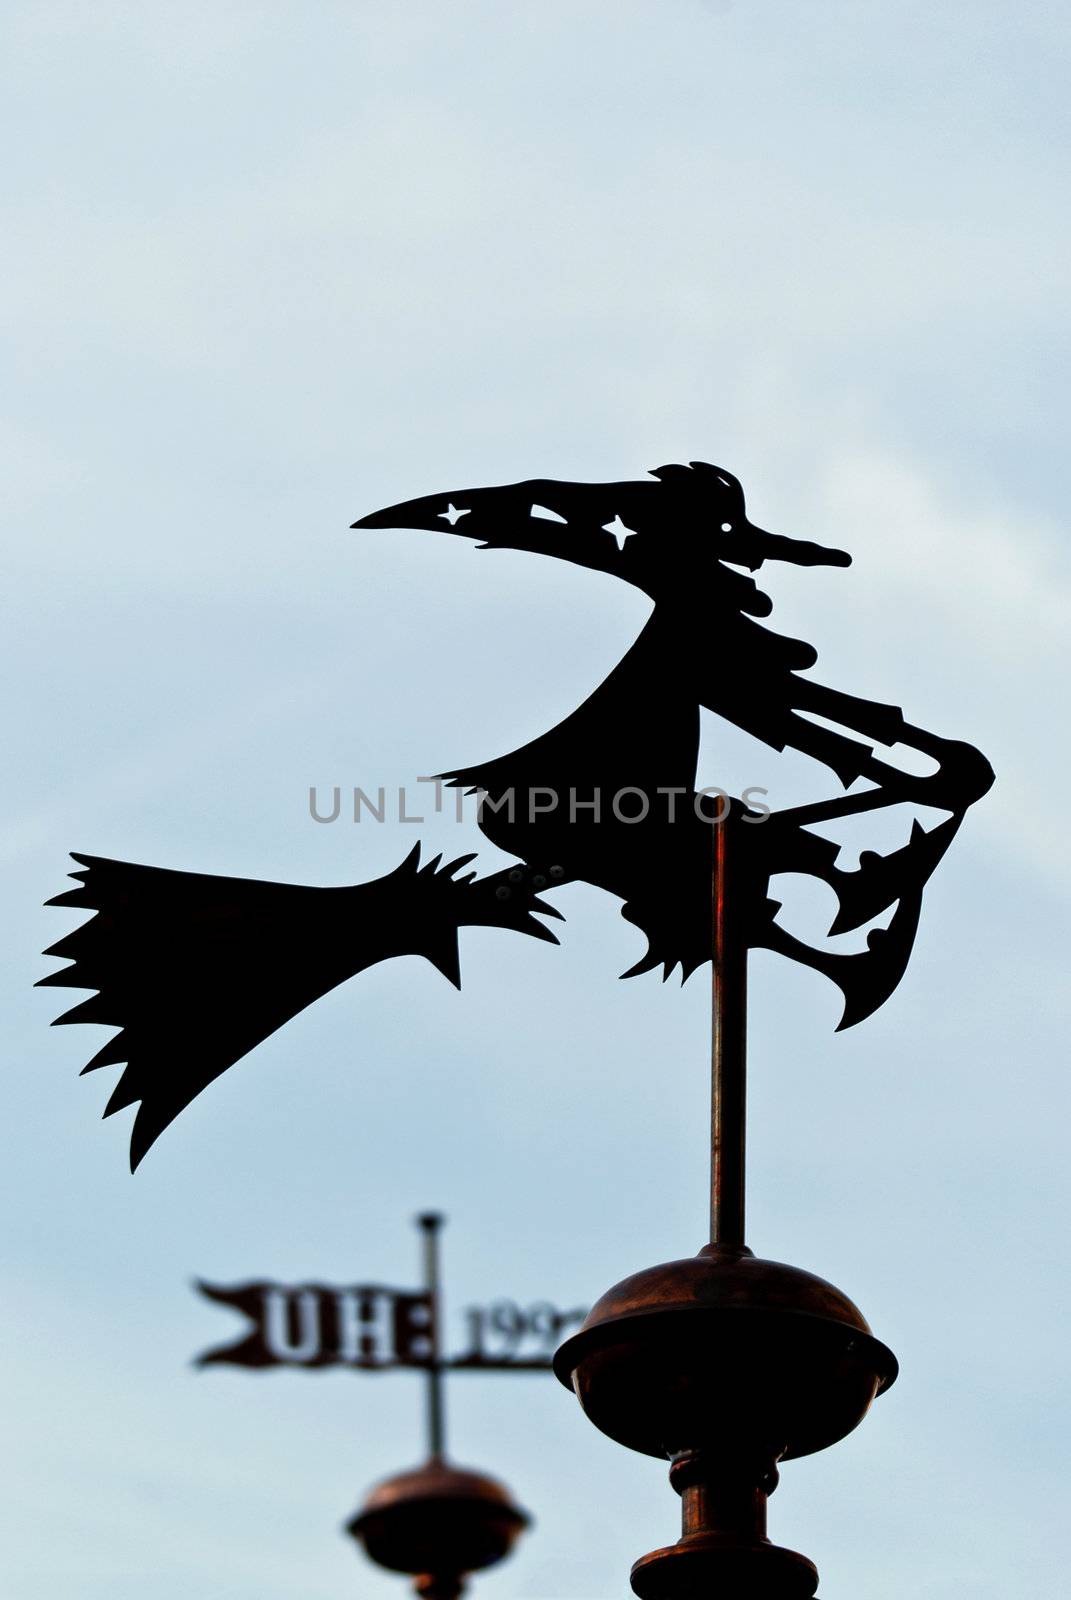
[40,461,993,1166]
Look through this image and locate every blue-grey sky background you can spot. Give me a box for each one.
[3,3,1068,1597]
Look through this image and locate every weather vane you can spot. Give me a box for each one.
[41,461,993,1593]
[197,1213,573,1600]
[194,1211,583,1377]
[41,462,991,1165]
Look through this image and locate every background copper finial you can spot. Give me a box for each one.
[345,1215,530,1600]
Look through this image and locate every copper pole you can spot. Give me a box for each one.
[710,813,747,1249]
[418,1212,446,1460]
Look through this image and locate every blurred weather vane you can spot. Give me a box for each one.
[197,1214,570,1600]
[40,461,993,1167]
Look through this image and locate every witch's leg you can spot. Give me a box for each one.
[762,807,964,936]
[703,677,926,798]
[753,884,925,1030]
[787,678,993,810]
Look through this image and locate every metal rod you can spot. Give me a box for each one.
[415,1578,465,1600]
[710,814,748,1249]
[418,1212,446,1460]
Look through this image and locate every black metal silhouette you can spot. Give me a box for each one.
[356,463,991,1006]
[41,462,992,1167]
[40,846,560,1168]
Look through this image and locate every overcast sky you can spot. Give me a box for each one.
[3,4,1069,1598]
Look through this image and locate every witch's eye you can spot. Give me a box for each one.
[721,522,733,532]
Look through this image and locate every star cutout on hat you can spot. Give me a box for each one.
[602,515,636,552]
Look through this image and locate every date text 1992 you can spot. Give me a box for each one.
[452,1301,586,1367]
